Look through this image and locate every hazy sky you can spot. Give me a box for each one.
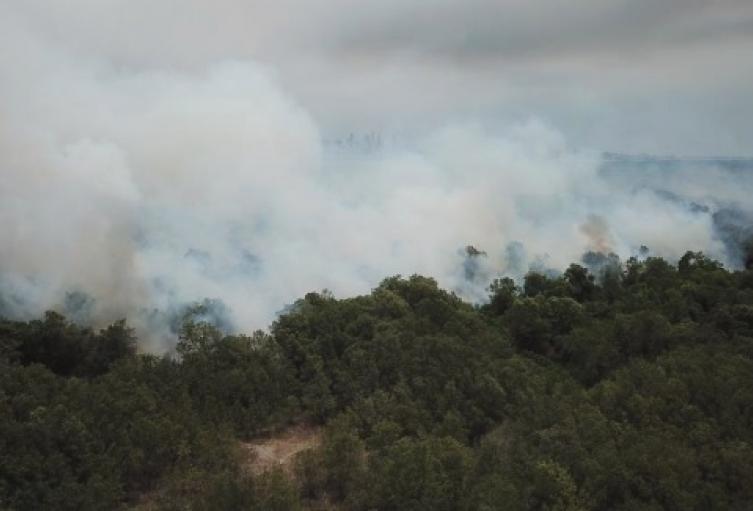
[5,0,753,155]
[1,1,752,346]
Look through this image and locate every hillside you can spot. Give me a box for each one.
[2,251,753,510]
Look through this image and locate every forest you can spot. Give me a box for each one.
[2,250,753,510]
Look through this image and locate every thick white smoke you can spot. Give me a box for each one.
[1,4,750,349]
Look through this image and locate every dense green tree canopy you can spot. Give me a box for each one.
[1,250,752,509]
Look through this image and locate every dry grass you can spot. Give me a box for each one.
[239,424,322,477]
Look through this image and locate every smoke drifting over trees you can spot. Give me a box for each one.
[2,2,753,348]
[3,3,753,510]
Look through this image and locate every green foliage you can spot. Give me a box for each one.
[193,469,301,511]
[2,312,136,377]
[363,435,471,511]
[2,251,753,509]
[484,277,519,315]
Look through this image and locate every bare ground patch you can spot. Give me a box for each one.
[240,424,322,476]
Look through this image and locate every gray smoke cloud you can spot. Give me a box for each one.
[1,1,752,348]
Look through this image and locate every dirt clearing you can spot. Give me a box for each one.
[240,424,322,476]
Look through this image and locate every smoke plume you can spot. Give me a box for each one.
[2,2,752,348]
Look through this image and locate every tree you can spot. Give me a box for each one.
[486,277,518,315]
[564,264,596,302]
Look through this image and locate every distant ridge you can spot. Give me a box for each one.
[600,152,753,174]
[602,152,753,164]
